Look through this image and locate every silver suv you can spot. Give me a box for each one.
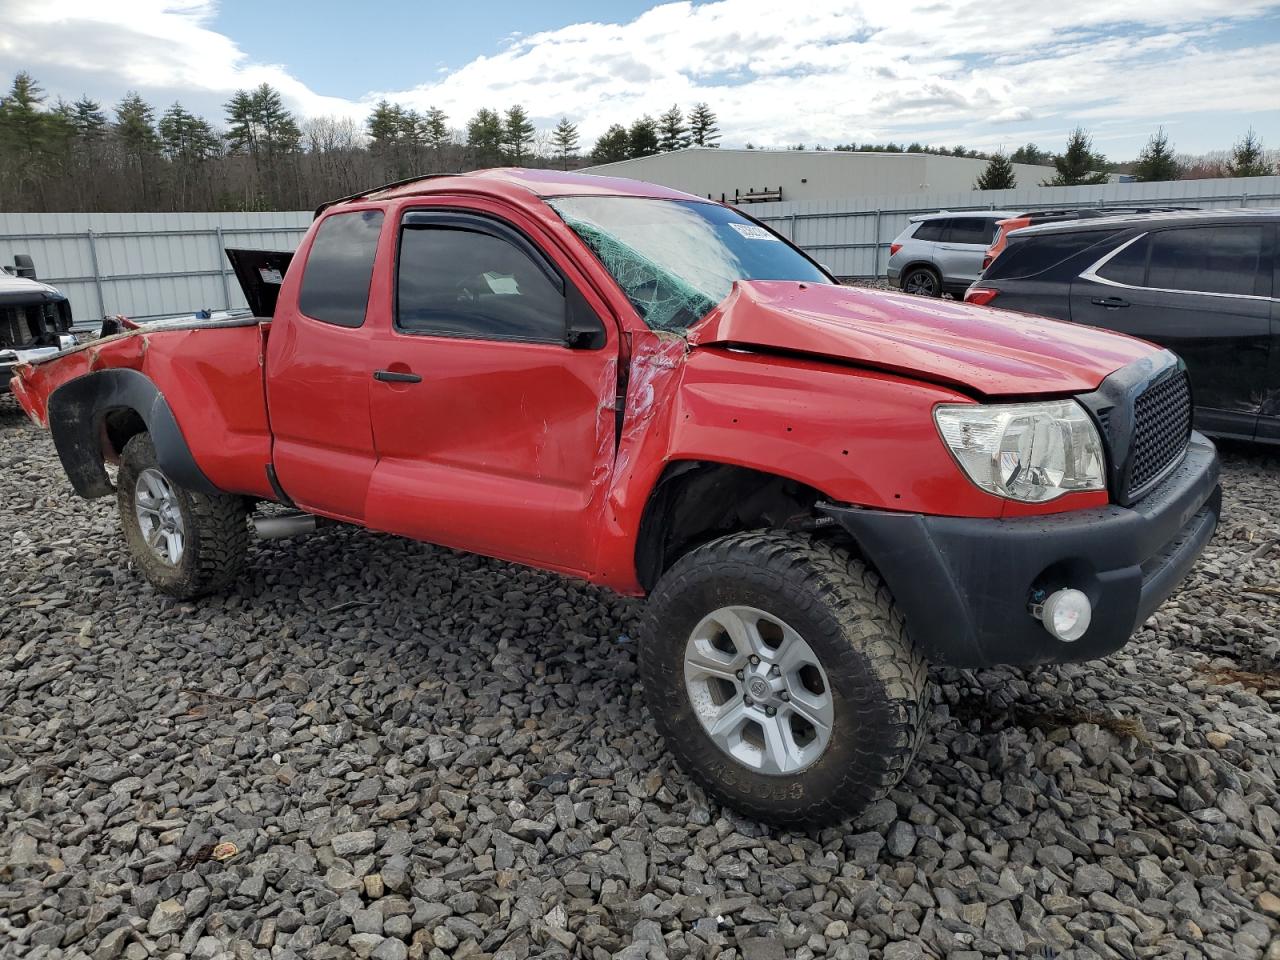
[886,211,1018,297]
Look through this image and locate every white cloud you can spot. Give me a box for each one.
[0,0,1277,154]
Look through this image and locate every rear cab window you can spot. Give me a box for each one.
[298,210,384,327]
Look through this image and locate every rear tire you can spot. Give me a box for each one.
[901,266,942,297]
[117,433,248,599]
[641,531,930,826]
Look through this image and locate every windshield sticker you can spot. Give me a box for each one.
[258,267,284,285]
[727,222,779,242]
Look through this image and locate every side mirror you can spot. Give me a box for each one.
[565,285,607,350]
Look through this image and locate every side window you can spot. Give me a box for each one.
[985,231,1113,281]
[941,218,990,245]
[1147,226,1265,296]
[397,225,566,342]
[1097,236,1149,286]
[912,220,947,242]
[298,210,384,327]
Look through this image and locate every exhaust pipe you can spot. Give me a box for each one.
[252,512,321,539]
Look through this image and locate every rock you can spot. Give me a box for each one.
[1258,892,1280,918]
[886,821,916,858]
[372,939,409,960]
[1073,863,1115,895]
[147,899,186,937]
[332,830,378,857]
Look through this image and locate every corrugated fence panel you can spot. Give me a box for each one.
[753,175,1280,278]
[0,210,312,325]
[2,179,1278,324]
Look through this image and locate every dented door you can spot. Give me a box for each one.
[364,205,618,575]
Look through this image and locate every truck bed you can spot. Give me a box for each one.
[10,316,276,500]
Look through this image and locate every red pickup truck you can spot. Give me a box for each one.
[10,169,1220,825]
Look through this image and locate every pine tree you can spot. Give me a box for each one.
[657,104,688,152]
[687,103,719,147]
[1010,142,1050,166]
[367,100,409,148]
[253,84,300,158]
[114,91,161,159]
[1132,127,1182,182]
[503,105,535,165]
[974,152,1016,190]
[466,108,505,166]
[551,117,579,170]
[0,72,52,157]
[1225,128,1273,178]
[591,124,630,163]
[628,116,659,158]
[225,84,299,159]
[159,103,218,162]
[1044,128,1109,186]
[420,107,450,151]
[71,96,107,141]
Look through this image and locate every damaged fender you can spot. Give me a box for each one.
[46,368,216,499]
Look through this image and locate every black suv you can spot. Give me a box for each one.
[967,210,1278,443]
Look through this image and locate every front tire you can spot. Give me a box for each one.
[641,531,930,826]
[117,433,249,598]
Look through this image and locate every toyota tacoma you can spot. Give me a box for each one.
[9,170,1220,825]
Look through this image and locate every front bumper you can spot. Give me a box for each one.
[823,433,1221,667]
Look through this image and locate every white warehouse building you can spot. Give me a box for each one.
[583,148,1057,204]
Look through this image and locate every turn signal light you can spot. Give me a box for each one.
[965,288,999,306]
[889,243,902,256]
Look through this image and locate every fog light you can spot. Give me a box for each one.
[1031,588,1092,642]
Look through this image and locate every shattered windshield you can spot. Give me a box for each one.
[548,197,829,333]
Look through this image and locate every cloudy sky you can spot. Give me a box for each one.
[1,0,1278,158]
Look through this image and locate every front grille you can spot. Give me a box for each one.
[1127,370,1191,498]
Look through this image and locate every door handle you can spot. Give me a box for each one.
[1091,296,1129,309]
[373,369,422,383]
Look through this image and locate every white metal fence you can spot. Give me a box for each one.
[2,175,1278,325]
[749,175,1280,279]
[0,211,311,327]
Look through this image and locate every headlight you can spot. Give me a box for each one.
[934,400,1106,502]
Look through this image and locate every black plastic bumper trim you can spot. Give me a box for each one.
[822,433,1221,667]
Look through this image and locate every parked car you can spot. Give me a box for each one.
[966,209,1278,443]
[982,207,1195,271]
[1,256,76,393]
[886,210,1018,297]
[10,170,1220,825]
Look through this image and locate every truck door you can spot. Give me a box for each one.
[365,207,616,575]
[1072,223,1272,441]
[265,208,386,521]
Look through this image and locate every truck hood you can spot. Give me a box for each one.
[687,281,1156,397]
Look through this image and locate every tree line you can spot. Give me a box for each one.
[0,72,722,212]
[0,70,1274,212]
[972,126,1276,191]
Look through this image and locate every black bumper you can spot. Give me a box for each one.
[823,433,1221,667]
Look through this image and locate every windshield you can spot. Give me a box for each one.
[548,197,829,333]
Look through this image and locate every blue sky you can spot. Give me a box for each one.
[2,1,1278,160]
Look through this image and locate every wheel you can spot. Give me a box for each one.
[901,266,942,297]
[641,531,930,826]
[117,433,249,598]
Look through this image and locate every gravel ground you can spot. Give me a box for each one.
[1,394,1278,960]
